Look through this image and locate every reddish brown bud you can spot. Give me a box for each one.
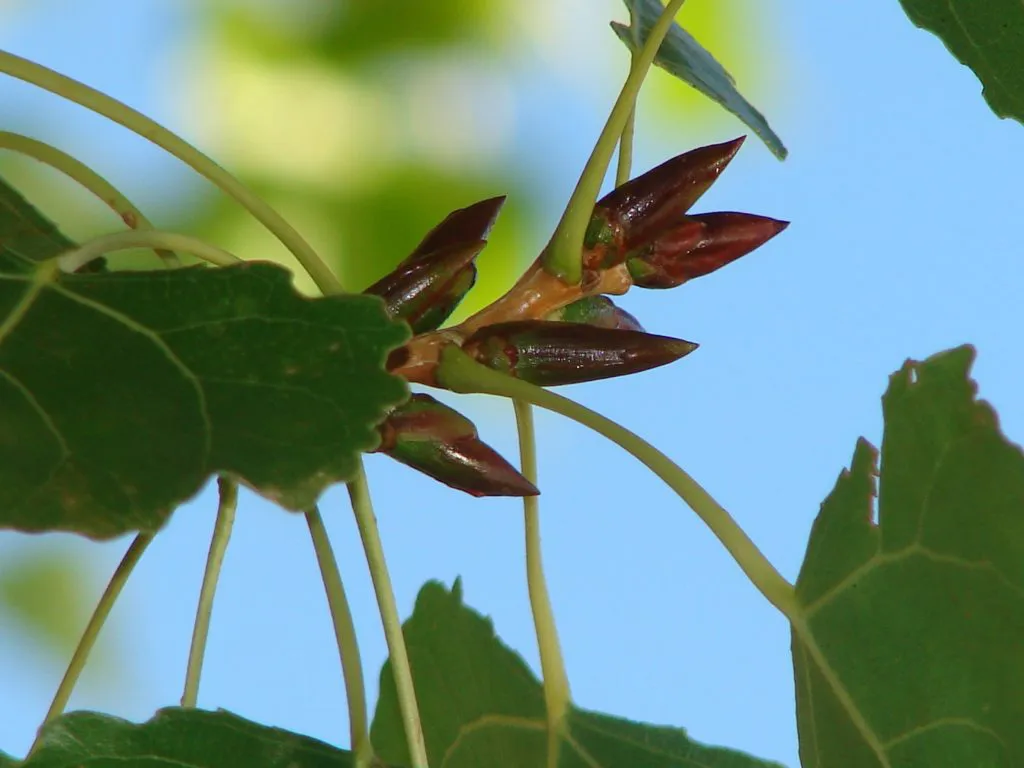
[405,196,506,264]
[627,212,789,289]
[544,295,644,332]
[599,137,745,252]
[376,394,538,497]
[461,320,697,386]
[364,241,484,333]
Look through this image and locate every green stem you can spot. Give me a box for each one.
[541,0,685,284]
[31,532,154,753]
[58,230,240,272]
[614,5,640,189]
[348,463,429,768]
[0,131,179,267]
[438,347,799,619]
[181,478,238,709]
[513,400,570,768]
[305,506,373,767]
[0,49,343,295]
[615,110,636,188]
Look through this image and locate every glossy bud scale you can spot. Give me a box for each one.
[376,394,537,497]
[461,320,697,386]
[626,212,789,289]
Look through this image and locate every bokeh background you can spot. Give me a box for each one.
[1,1,1021,766]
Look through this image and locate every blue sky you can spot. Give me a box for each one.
[1,1,1022,766]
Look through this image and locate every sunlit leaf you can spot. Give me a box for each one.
[896,0,1024,123]
[21,708,354,767]
[371,580,782,767]
[0,177,409,539]
[613,0,787,159]
[792,346,1024,767]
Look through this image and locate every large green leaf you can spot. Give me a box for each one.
[791,346,1024,766]
[371,580,782,768]
[19,708,355,767]
[0,177,409,539]
[896,0,1024,123]
[0,752,17,767]
[612,0,787,160]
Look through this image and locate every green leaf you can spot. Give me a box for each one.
[0,751,17,767]
[371,580,782,768]
[0,177,76,274]
[792,346,1024,767]
[896,0,1024,123]
[612,0,787,160]
[0,178,409,539]
[21,708,355,767]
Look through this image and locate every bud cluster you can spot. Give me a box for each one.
[364,137,787,495]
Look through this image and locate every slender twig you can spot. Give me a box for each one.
[30,533,154,753]
[0,49,343,295]
[58,230,240,273]
[0,130,179,267]
[514,400,570,768]
[181,478,238,708]
[439,347,799,619]
[541,0,686,283]
[305,506,373,767]
[347,463,428,768]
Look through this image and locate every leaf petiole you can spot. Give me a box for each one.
[181,477,238,709]
[541,0,686,283]
[0,49,343,295]
[30,533,154,755]
[438,347,799,619]
[58,230,241,272]
[348,463,429,768]
[305,506,373,767]
[0,131,180,267]
[514,400,570,768]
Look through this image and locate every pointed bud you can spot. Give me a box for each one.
[599,137,745,252]
[376,394,538,497]
[461,320,697,386]
[405,196,506,264]
[545,295,644,332]
[627,212,789,289]
[364,241,484,333]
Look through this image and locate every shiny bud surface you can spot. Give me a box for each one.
[377,394,538,497]
[461,320,697,386]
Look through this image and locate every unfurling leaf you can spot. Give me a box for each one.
[461,320,697,386]
[376,394,537,497]
[612,0,788,159]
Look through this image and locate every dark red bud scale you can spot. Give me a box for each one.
[405,196,506,264]
[627,212,789,289]
[598,137,745,252]
[364,240,484,333]
[461,320,697,387]
[377,394,538,497]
